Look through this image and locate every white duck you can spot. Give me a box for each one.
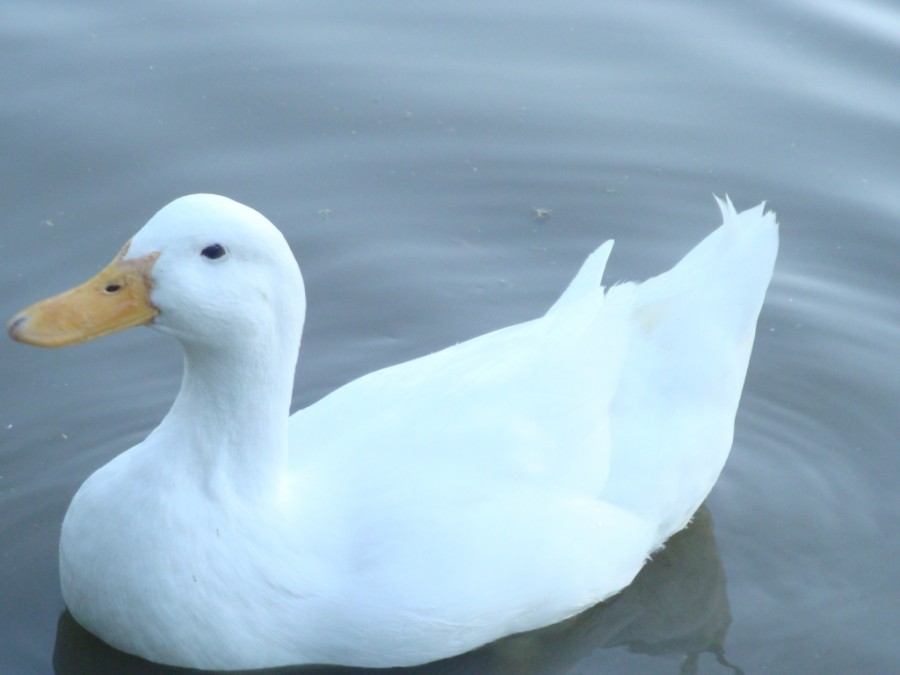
[7,195,777,670]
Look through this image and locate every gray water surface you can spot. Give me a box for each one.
[1,1,898,674]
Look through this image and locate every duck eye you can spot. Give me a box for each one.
[201,244,226,260]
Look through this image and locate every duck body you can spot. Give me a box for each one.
[11,195,777,669]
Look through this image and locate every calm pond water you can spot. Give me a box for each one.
[1,1,898,673]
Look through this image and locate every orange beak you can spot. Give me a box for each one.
[7,242,160,348]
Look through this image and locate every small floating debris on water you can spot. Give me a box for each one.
[532,208,552,221]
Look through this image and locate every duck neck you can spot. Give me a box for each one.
[159,337,298,503]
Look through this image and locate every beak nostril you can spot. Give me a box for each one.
[105,284,122,293]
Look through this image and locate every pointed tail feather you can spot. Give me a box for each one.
[546,240,614,315]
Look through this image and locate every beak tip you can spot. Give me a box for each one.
[7,314,28,342]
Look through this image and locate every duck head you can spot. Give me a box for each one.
[7,194,306,357]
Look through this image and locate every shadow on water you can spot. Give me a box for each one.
[53,506,743,675]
